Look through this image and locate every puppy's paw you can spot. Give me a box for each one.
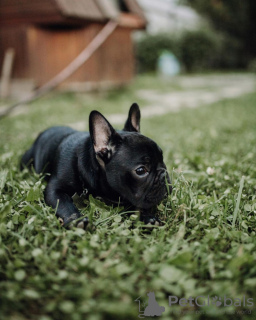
[142,215,162,226]
[62,214,89,230]
[76,217,89,230]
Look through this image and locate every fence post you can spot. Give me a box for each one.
[0,48,15,98]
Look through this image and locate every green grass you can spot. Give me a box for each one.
[1,74,256,320]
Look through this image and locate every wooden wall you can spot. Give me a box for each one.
[0,0,61,25]
[0,23,134,87]
[0,26,30,78]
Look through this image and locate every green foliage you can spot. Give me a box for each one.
[135,29,243,73]
[183,0,250,37]
[1,75,256,319]
[213,33,245,69]
[136,31,217,73]
[182,0,256,67]
[136,0,256,72]
[248,58,256,73]
[135,33,181,73]
[178,30,217,72]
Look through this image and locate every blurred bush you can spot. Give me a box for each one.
[178,30,217,72]
[135,29,246,73]
[248,58,256,73]
[182,0,256,69]
[213,33,245,69]
[135,33,181,73]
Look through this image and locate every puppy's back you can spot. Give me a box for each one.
[21,126,75,174]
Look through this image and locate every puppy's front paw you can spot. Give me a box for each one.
[76,217,89,230]
[143,216,161,226]
[61,214,89,230]
[139,207,163,226]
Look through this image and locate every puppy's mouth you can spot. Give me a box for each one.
[144,187,169,207]
[137,169,171,209]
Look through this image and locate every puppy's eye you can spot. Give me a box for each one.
[135,166,148,176]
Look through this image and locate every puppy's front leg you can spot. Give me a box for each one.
[45,178,88,229]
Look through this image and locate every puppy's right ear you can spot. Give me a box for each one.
[89,111,121,166]
[123,103,141,133]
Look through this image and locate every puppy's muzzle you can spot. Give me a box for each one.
[157,168,172,195]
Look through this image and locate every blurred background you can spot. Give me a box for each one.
[136,0,256,74]
[0,0,256,101]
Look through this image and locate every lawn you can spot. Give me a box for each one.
[0,74,256,320]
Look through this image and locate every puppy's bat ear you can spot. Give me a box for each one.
[89,111,121,165]
[123,103,141,133]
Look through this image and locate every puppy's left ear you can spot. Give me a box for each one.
[123,103,141,133]
[89,111,121,166]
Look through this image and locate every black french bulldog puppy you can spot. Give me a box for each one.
[21,103,171,229]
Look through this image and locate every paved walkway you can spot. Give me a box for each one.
[1,74,255,124]
[106,74,256,126]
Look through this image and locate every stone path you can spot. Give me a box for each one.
[107,74,256,125]
[70,74,256,130]
[1,74,255,124]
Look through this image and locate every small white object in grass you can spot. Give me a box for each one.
[206,167,215,175]
[76,221,85,229]
[32,248,43,257]
[129,214,139,221]
[28,216,35,225]
[14,269,26,281]
[58,270,68,279]
[19,238,27,246]
[79,257,89,266]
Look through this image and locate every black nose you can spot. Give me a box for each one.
[158,169,172,195]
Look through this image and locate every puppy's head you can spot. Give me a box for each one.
[89,103,171,209]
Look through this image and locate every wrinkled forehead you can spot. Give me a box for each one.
[118,132,163,163]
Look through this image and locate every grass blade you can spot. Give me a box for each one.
[232,176,245,229]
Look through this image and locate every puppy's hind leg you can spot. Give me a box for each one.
[45,178,88,229]
[20,145,35,170]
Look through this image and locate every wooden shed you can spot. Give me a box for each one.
[0,0,146,89]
